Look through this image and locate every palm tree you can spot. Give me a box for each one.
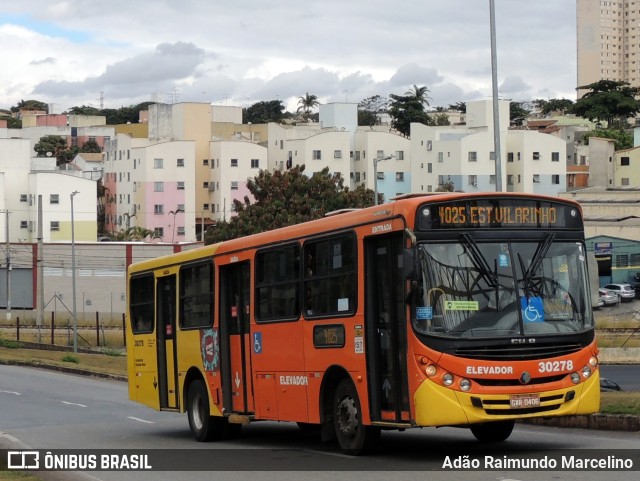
[297,92,320,119]
[405,84,432,108]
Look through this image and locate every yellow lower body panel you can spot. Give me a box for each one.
[415,371,600,427]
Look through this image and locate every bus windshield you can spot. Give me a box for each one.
[412,238,594,338]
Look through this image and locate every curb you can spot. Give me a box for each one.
[0,359,127,382]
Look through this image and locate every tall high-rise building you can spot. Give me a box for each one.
[576,0,640,96]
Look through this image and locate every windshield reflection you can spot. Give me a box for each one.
[411,239,593,339]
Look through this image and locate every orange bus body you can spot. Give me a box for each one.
[126,192,600,452]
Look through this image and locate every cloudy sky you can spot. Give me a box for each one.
[0,0,576,114]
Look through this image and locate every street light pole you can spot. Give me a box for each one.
[373,155,394,205]
[70,191,79,353]
[170,208,183,243]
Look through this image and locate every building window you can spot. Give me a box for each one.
[489,151,496,160]
[507,175,514,186]
[377,172,385,180]
[231,181,238,190]
[203,204,209,211]
[177,158,185,167]
[616,254,629,268]
[621,177,630,185]
[177,181,185,190]
[507,152,514,162]
[426,141,432,151]
[490,175,496,184]
[312,150,321,160]
[50,221,60,231]
[355,172,361,182]
[533,152,541,160]
[231,159,238,167]
[533,174,541,183]
[20,221,28,229]
[396,151,404,160]
[20,194,28,202]
[154,182,164,192]
[355,151,360,161]
[203,159,209,166]
[438,152,444,162]
[154,158,163,169]
[177,227,185,236]
[251,158,259,168]
[552,152,560,162]
[517,152,521,161]
[552,175,560,185]
[153,227,164,238]
[468,151,477,162]
[50,194,59,204]
[427,163,432,173]
[621,156,630,166]
[154,204,164,215]
[334,150,342,159]
[203,182,209,189]
[396,172,404,182]
[468,175,477,186]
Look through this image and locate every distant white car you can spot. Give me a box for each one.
[603,283,636,302]
[598,288,619,306]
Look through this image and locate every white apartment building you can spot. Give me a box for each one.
[577,0,640,95]
[0,138,97,243]
[209,140,268,221]
[103,133,197,242]
[411,100,567,196]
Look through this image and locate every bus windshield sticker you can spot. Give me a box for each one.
[520,297,545,323]
[416,306,433,320]
[338,298,349,311]
[498,253,509,267]
[444,300,479,311]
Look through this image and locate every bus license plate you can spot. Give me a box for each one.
[509,394,540,409]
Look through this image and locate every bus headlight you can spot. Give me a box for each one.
[425,364,437,377]
[588,356,598,368]
[581,365,592,378]
[442,373,454,386]
[460,378,472,391]
[570,372,581,384]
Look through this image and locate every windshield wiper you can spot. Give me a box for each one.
[518,233,555,298]
[461,233,498,288]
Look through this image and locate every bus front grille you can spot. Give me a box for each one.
[454,343,583,361]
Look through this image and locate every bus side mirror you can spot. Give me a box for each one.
[404,248,417,281]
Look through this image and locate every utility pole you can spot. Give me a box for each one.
[37,196,44,342]
[2,210,10,321]
[490,0,503,192]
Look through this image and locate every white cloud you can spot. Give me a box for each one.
[0,0,577,112]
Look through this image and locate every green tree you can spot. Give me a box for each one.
[574,80,640,127]
[33,135,76,165]
[510,102,531,126]
[204,165,374,243]
[11,99,49,113]
[358,95,389,127]
[296,92,320,120]
[405,84,432,108]
[111,226,155,241]
[534,98,574,116]
[80,139,102,153]
[448,101,467,113]
[436,179,455,192]
[388,93,432,137]
[243,100,285,124]
[67,105,101,116]
[582,129,633,150]
[432,113,450,126]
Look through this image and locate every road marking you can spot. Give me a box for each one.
[302,449,354,459]
[61,401,87,407]
[128,416,155,424]
[0,390,21,396]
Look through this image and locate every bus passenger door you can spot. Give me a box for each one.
[220,262,253,414]
[365,233,410,423]
[156,274,179,410]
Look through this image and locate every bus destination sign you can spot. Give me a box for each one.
[418,198,581,230]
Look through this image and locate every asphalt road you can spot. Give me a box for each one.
[1,365,639,481]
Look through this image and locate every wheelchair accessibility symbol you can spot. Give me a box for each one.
[253,332,262,354]
[520,297,545,323]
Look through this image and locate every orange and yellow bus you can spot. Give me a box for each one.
[126,192,600,454]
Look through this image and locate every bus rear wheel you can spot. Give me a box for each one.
[187,380,225,442]
[333,379,379,455]
[469,420,515,443]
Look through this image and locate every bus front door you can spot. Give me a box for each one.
[365,233,410,423]
[220,262,253,414]
[156,274,179,410]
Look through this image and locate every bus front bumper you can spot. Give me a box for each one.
[414,370,600,427]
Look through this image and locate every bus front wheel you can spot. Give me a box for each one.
[187,380,223,442]
[333,379,379,455]
[469,420,515,443]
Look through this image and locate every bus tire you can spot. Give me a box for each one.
[333,378,380,455]
[187,380,219,442]
[469,420,515,443]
